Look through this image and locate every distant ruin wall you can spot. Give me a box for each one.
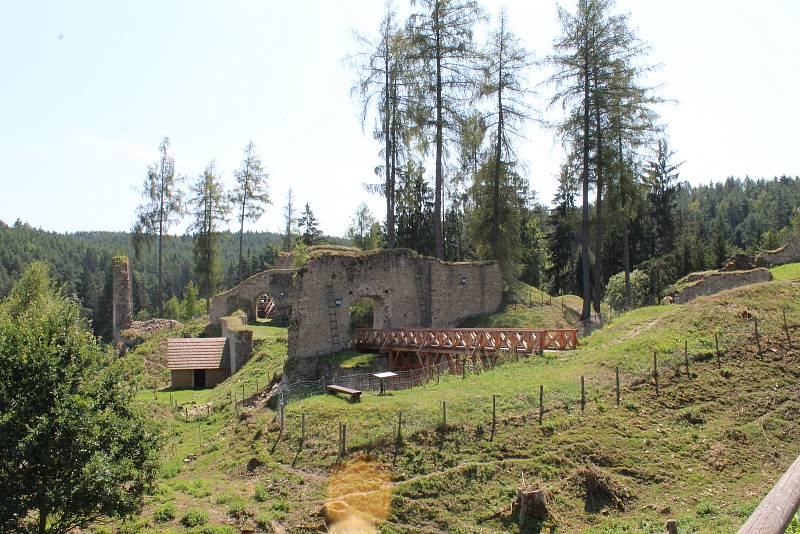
[112,256,133,346]
[758,232,800,267]
[673,268,773,304]
[210,249,502,382]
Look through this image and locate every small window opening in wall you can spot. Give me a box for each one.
[460,276,468,285]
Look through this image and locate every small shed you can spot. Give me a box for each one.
[167,337,231,389]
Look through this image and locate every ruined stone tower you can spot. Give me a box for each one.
[112,256,133,346]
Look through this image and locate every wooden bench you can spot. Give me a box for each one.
[326,384,362,403]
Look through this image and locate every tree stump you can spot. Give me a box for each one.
[514,486,550,531]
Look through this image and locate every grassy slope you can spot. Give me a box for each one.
[121,281,800,534]
[770,261,800,281]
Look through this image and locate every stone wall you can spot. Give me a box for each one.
[112,256,133,346]
[758,232,800,267]
[210,249,502,382]
[673,268,773,304]
[220,313,254,374]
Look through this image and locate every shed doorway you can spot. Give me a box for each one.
[193,369,206,389]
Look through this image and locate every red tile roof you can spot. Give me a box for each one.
[167,338,230,370]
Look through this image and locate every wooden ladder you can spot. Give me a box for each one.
[325,284,340,353]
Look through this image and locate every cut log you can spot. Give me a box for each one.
[515,486,550,530]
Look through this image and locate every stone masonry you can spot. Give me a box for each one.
[210,248,502,382]
[112,256,133,346]
[673,268,773,304]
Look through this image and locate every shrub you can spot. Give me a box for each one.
[228,500,253,520]
[153,502,176,523]
[253,484,269,502]
[604,269,650,312]
[180,508,208,528]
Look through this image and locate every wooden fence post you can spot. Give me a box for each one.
[539,385,544,425]
[462,357,466,379]
[754,318,762,355]
[491,395,497,441]
[580,376,585,412]
[783,309,792,349]
[279,401,285,434]
[241,383,245,399]
[342,423,347,458]
[529,289,532,307]
[299,412,305,451]
[615,367,621,405]
[153,381,157,400]
[441,400,447,430]
[715,333,721,369]
[684,340,690,377]
[653,351,659,397]
[666,519,678,534]
[396,411,403,445]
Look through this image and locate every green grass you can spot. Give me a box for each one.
[462,281,582,329]
[324,350,379,369]
[244,322,287,341]
[120,278,800,533]
[770,261,800,281]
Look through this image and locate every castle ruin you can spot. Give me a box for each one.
[210,248,503,382]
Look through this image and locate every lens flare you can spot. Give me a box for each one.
[325,458,392,533]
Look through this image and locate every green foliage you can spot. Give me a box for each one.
[180,508,208,528]
[292,242,309,268]
[253,484,269,502]
[298,202,323,246]
[152,502,176,523]
[0,263,163,534]
[604,269,650,312]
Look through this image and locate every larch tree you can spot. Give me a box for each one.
[471,9,532,278]
[132,137,183,316]
[188,161,230,310]
[230,141,270,283]
[282,187,297,252]
[548,0,627,320]
[351,3,404,248]
[408,0,484,259]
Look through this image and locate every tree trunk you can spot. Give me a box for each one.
[492,72,503,261]
[619,129,631,309]
[38,507,47,534]
[158,173,165,317]
[433,3,444,260]
[384,39,395,249]
[238,190,247,283]
[580,55,592,322]
[592,78,604,314]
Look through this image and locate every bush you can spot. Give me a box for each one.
[604,269,650,312]
[180,508,208,528]
[153,502,176,523]
[253,484,269,502]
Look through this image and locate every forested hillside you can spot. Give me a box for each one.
[1,175,797,340]
[0,222,345,337]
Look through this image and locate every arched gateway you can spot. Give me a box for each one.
[210,248,503,382]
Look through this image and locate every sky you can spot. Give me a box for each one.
[0,1,798,237]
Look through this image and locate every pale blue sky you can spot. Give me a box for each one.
[1,1,798,236]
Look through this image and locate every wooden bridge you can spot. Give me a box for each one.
[354,327,578,372]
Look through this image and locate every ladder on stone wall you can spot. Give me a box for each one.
[325,284,341,353]
[414,264,432,327]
